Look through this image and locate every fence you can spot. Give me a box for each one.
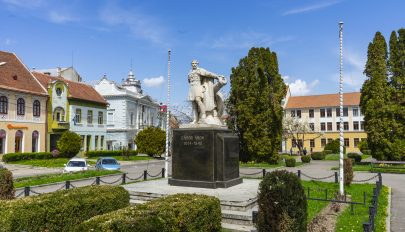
[362,173,383,232]
[14,168,165,198]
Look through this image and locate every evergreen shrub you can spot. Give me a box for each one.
[285,158,296,167]
[79,193,222,232]
[311,152,325,160]
[347,153,362,163]
[324,139,346,154]
[86,150,138,158]
[57,131,82,158]
[344,158,353,186]
[301,155,311,163]
[0,168,14,200]
[0,185,129,231]
[257,170,307,232]
[323,150,333,155]
[2,152,54,162]
[135,127,166,157]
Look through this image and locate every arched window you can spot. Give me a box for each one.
[0,96,7,114]
[0,129,6,154]
[17,98,25,115]
[32,130,39,152]
[33,100,41,117]
[53,107,65,122]
[15,130,23,153]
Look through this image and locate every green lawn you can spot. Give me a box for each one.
[325,154,371,161]
[331,163,405,174]
[8,158,96,168]
[239,161,303,168]
[14,170,121,188]
[301,180,388,231]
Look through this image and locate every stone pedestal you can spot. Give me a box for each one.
[168,128,242,188]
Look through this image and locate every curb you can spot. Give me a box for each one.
[387,187,391,232]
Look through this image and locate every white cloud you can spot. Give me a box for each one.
[143,76,165,87]
[48,11,77,23]
[287,79,319,96]
[99,3,166,45]
[331,49,366,91]
[283,1,341,16]
[203,32,293,50]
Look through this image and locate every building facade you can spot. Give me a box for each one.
[33,72,108,152]
[0,51,48,156]
[94,71,164,150]
[283,92,367,153]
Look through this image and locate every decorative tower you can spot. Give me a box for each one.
[122,69,142,94]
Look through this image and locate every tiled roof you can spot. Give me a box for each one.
[285,92,361,109]
[33,72,107,105]
[0,51,48,96]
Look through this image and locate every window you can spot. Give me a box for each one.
[95,136,99,150]
[336,108,340,117]
[321,139,326,147]
[75,109,82,123]
[344,138,350,147]
[17,98,25,115]
[98,112,103,124]
[343,107,348,117]
[309,109,314,118]
[33,100,40,117]
[309,123,314,131]
[344,122,349,131]
[87,110,93,124]
[320,108,325,118]
[298,139,303,148]
[321,123,326,131]
[32,131,39,152]
[100,136,104,150]
[360,121,365,130]
[336,122,340,131]
[290,110,295,117]
[53,107,65,122]
[353,108,359,117]
[0,96,8,114]
[354,138,360,148]
[0,129,6,154]
[107,112,114,125]
[296,110,301,118]
[292,139,296,148]
[327,108,332,117]
[56,87,62,96]
[15,130,23,153]
[327,122,332,131]
[328,138,333,144]
[353,121,359,130]
[310,139,315,148]
[130,112,134,125]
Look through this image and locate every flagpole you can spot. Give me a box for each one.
[164,49,171,178]
[338,22,345,195]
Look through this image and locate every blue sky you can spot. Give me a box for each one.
[1,0,404,108]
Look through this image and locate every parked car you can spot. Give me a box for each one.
[95,157,121,171]
[63,158,90,173]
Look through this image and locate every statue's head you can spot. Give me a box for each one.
[191,60,199,69]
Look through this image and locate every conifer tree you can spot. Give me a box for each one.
[227,47,287,163]
[360,32,392,160]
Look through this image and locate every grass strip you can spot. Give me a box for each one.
[13,170,121,188]
[8,158,96,168]
[89,155,154,161]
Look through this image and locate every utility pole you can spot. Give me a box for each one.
[164,49,171,178]
[338,22,345,195]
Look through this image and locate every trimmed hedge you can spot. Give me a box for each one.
[323,150,333,155]
[0,185,129,232]
[311,152,325,160]
[301,155,311,163]
[79,193,222,232]
[2,152,54,162]
[285,157,296,167]
[347,153,362,163]
[86,150,138,158]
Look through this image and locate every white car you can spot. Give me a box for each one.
[63,158,90,173]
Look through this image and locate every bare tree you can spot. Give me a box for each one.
[283,115,324,154]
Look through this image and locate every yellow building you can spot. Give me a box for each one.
[283,92,367,153]
[0,51,48,156]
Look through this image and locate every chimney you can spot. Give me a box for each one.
[57,67,61,77]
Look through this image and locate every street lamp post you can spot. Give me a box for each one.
[164,50,171,178]
[338,22,344,195]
